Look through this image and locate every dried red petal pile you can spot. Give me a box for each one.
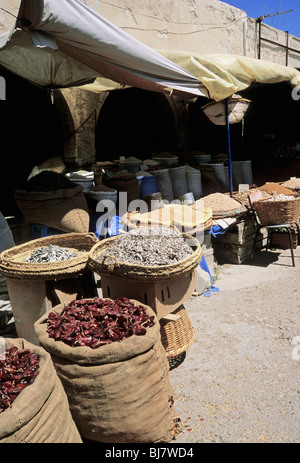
[46,297,155,349]
[0,346,39,413]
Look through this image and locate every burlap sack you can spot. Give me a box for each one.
[14,185,89,233]
[0,338,82,443]
[103,172,139,205]
[34,300,180,443]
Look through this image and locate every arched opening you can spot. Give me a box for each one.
[95,87,179,161]
[0,66,64,216]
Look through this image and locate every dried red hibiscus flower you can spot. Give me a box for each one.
[46,297,155,349]
[0,346,39,413]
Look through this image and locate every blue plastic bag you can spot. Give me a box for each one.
[199,255,220,297]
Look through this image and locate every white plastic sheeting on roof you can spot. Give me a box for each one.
[0,0,204,97]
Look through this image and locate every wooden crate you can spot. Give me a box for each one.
[212,216,267,264]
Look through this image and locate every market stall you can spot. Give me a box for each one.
[1,0,300,444]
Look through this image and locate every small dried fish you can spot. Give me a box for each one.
[25,245,77,263]
[98,227,193,266]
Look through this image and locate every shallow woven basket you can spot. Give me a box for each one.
[88,233,202,282]
[160,305,195,358]
[0,232,98,280]
[202,97,251,126]
[253,196,300,226]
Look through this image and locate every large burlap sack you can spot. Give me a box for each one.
[0,338,82,443]
[14,185,89,233]
[34,300,180,443]
[103,171,139,205]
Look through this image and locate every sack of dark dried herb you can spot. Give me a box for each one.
[14,184,89,233]
[0,338,82,443]
[34,298,181,443]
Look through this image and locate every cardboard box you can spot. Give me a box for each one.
[100,269,196,319]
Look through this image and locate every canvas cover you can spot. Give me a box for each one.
[0,0,204,97]
[160,51,300,101]
[1,0,300,101]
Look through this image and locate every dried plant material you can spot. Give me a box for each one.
[195,193,241,212]
[258,182,295,196]
[0,346,39,413]
[46,297,155,348]
[233,189,272,205]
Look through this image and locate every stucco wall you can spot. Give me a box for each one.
[2,1,300,65]
[83,0,300,66]
[87,0,246,56]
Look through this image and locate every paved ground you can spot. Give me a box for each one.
[169,246,300,443]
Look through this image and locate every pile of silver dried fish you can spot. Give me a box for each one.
[24,244,77,263]
[98,227,193,266]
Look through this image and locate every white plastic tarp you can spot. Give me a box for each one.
[1,0,300,101]
[0,0,204,97]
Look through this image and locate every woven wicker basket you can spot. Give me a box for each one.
[202,97,250,126]
[253,196,300,226]
[0,233,98,280]
[88,233,202,282]
[160,305,195,358]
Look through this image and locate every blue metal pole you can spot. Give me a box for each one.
[225,98,233,197]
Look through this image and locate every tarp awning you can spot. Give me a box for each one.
[1,0,300,101]
[159,51,300,101]
[0,0,204,97]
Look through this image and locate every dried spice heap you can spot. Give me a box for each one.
[0,347,39,413]
[99,227,193,266]
[201,193,242,212]
[22,171,78,192]
[46,297,155,348]
[25,244,77,263]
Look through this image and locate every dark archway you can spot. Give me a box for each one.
[95,87,179,161]
[0,66,64,215]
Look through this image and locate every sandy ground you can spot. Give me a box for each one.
[169,246,300,443]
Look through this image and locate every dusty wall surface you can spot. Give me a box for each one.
[88,0,247,56]
[84,0,300,66]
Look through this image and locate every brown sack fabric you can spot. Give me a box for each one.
[0,338,82,443]
[14,185,89,233]
[34,300,180,443]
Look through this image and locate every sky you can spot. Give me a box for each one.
[224,0,300,37]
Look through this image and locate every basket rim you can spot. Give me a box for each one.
[202,97,251,111]
[88,232,202,280]
[0,232,98,279]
